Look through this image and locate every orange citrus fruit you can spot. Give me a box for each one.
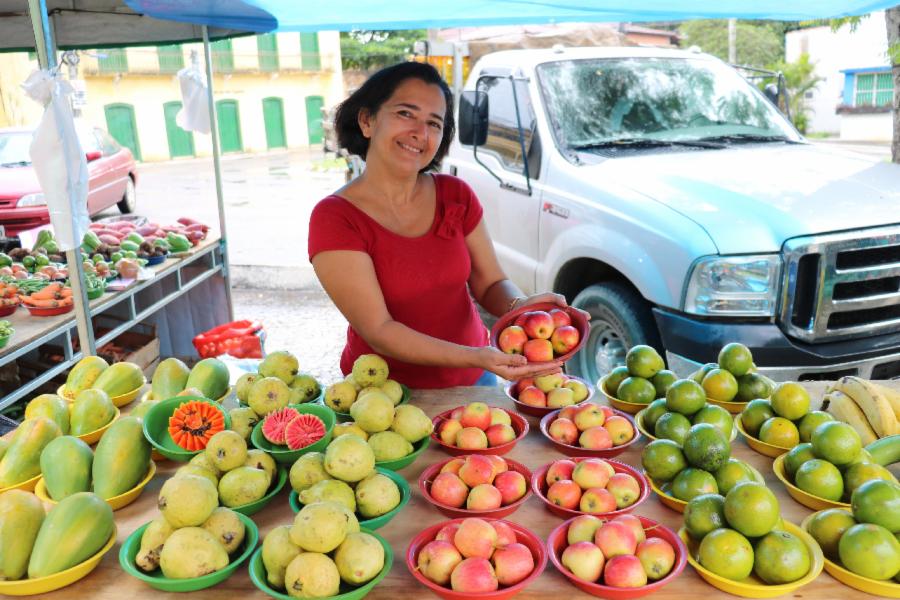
[723,481,779,538]
[714,458,756,495]
[650,370,677,398]
[692,404,734,439]
[807,508,856,558]
[671,468,718,501]
[665,379,706,416]
[784,443,816,478]
[718,343,754,377]
[684,493,726,540]
[758,416,800,448]
[735,372,773,402]
[698,528,754,581]
[797,411,834,443]
[851,479,900,533]
[770,382,810,420]
[605,366,631,396]
[683,423,730,472]
[616,376,656,404]
[740,399,774,437]
[795,458,843,502]
[702,369,738,402]
[654,411,691,445]
[625,345,664,379]
[839,523,900,580]
[811,421,861,466]
[641,439,687,482]
[643,399,668,430]
[753,530,810,584]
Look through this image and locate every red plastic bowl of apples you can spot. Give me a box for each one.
[490,302,589,367]
[505,373,594,417]
[407,517,548,600]
[432,403,529,456]
[547,514,687,599]
[532,457,650,519]
[419,454,533,519]
[539,402,640,458]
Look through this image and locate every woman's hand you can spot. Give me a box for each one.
[475,346,563,382]
[518,292,591,321]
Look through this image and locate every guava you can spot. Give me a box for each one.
[248,377,291,416]
[202,507,246,554]
[259,350,300,384]
[289,452,331,493]
[334,532,385,584]
[189,451,223,477]
[289,373,321,404]
[299,479,356,512]
[290,501,359,553]
[218,466,269,508]
[381,379,403,405]
[262,525,301,590]
[174,464,219,488]
[351,354,389,387]
[355,472,401,518]
[159,527,229,579]
[158,474,218,528]
[333,422,369,441]
[206,430,249,472]
[367,431,413,461]
[235,372,260,403]
[350,392,395,433]
[284,552,340,598]
[391,404,433,442]
[324,381,357,413]
[135,516,175,572]
[324,434,376,482]
[244,449,277,484]
[229,406,259,440]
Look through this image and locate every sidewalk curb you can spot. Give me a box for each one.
[230,264,321,290]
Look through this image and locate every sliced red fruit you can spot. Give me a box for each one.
[261,407,301,445]
[284,414,326,450]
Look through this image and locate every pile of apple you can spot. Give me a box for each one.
[428,455,528,511]
[512,373,590,409]
[498,308,581,361]
[560,514,676,588]
[544,458,642,514]
[416,518,536,593]
[547,403,636,450]
[436,402,518,450]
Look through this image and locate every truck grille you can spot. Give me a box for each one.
[781,225,900,342]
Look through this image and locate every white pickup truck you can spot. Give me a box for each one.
[444,46,900,384]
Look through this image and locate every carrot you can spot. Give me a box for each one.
[22,297,60,308]
[59,288,73,298]
[31,282,63,300]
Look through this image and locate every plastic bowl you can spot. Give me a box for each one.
[24,303,74,317]
[376,435,430,471]
[233,466,287,516]
[0,332,13,348]
[800,511,900,597]
[289,467,411,529]
[0,527,116,596]
[406,517,548,600]
[75,407,121,445]
[705,396,748,415]
[489,302,589,369]
[0,472,42,495]
[419,456,533,519]
[679,520,823,598]
[325,384,410,423]
[772,454,850,511]
[539,408,640,458]
[248,527,393,600]
[0,304,17,318]
[635,409,738,443]
[58,380,145,407]
[597,375,654,415]
[504,376,594,417]
[139,385,233,404]
[548,515,687,598]
[119,512,258,592]
[734,416,792,458]
[531,458,650,519]
[146,253,168,266]
[142,396,231,461]
[431,407,529,456]
[35,460,156,510]
[646,475,688,513]
[250,403,335,464]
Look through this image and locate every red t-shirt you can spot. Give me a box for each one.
[308,174,488,389]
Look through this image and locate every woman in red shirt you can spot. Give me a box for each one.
[309,62,584,389]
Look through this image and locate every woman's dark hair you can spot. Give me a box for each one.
[334,61,455,172]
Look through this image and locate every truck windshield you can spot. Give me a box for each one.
[536,57,801,149]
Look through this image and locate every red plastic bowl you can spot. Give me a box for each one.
[419,456,533,519]
[489,302,589,368]
[0,304,17,317]
[431,407,529,456]
[539,408,641,458]
[406,517,548,600]
[505,376,595,417]
[24,303,74,317]
[531,457,651,519]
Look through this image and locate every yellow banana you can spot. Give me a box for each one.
[831,376,899,438]
[822,389,879,445]
[870,381,900,422]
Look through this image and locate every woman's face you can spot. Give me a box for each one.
[359,77,447,174]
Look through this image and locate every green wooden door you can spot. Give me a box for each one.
[262,97,287,149]
[300,33,320,70]
[104,103,141,160]
[257,34,279,72]
[305,96,325,145]
[163,101,195,158]
[216,99,242,153]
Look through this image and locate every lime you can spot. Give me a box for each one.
[740,399,774,437]
[641,439,687,482]
[807,508,856,558]
[753,530,810,584]
[650,369,677,398]
[625,345,665,379]
[714,458,756,495]
[683,423,730,472]
[796,411,833,443]
[689,362,718,384]
[692,404,734,440]
[811,421,861,466]
[643,399,668,430]
[671,467,718,501]
[605,366,631,396]
[724,482,779,538]
[758,416,800,448]
[654,411,691,445]
[842,448,874,469]
[784,443,816,479]
[795,458,843,502]
[844,463,897,498]
[718,343,754,377]
[698,528,754,581]
[684,493,726,540]
[616,376,656,404]
[702,369,738,402]
[665,379,706,416]
[851,479,900,533]
[735,372,773,402]
[839,523,900,580]
[770,382,810,420]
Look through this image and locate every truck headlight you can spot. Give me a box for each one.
[17,193,45,207]
[683,255,781,317]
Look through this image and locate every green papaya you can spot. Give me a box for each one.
[24,394,70,435]
[91,361,144,397]
[40,436,93,501]
[151,358,190,400]
[0,418,62,488]
[129,400,158,420]
[119,240,140,253]
[27,492,114,578]
[63,356,109,399]
[92,417,150,499]
[185,358,229,401]
[0,439,7,461]
[69,390,116,436]
[0,490,45,580]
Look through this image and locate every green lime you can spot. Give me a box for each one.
[684,493,726,540]
[625,345,665,378]
[740,399,775,437]
[753,530,810,584]
[650,370,677,398]
[643,399,668,430]
[698,528,754,580]
[671,467,718,501]
[795,458,843,502]
[724,482,780,538]
[797,411,834,443]
[692,404,733,439]
[605,366,631,396]
[839,523,900,580]
[807,508,856,558]
[784,443,816,479]
[616,376,656,404]
[811,422,862,466]
[759,417,800,448]
[714,458,756,495]
[641,439,687,482]
[665,379,706,416]
[735,373,773,402]
[718,343,754,377]
[702,369,738,402]
[851,479,900,533]
[654,411,691,445]
[845,463,897,499]
[770,382,810,420]
[689,363,719,384]
[683,423,730,472]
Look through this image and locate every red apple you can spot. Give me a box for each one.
[579,487,618,514]
[440,457,465,475]
[550,325,580,355]
[513,312,532,328]
[603,554,648,588]
[635,537,676,580]
[514,377,535,396]
[460,402,492,430]
[594,521,638,558]
[579,426,613,449]
[486,423,516,447]
[574,403,606,430]
[547,479,582,509]
[604,416,635,446]
[458,454,495,487]
[493,470,527,505]
[523,339,553,362]
[467,484,502,510]
[456,427,488,449]
[490,407,511,426]
[567,515,604,544]
[561,541,605,582]
[418,540,463,586]
[430,472,469,507]
[451,407,464,420]
[606,473,641,509]
[485,455,508,478]
[435,523,460,543]
[547,387,576,408]
[572,459,612,489]
[599,405,615,420]
[450,557,498,593]
[439,419,463,445]
[549,308,572,329]
[518,386,547,407]
[612,514,646,544]
[564,379,590,402]
[492,542,535,586]
[559,405,580,421]
[491,521,517,548]
[498,325,528,355]
[546,459,576,485]
[454,518,498,559]
[523,310,554,339]
[548,417,579,445]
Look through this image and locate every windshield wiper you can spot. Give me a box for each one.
[571,137,725,150]
[695,133,804,144]
[0,161,31,167]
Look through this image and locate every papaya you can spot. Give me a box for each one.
[151,357,190,400]
[25,394,70,435]
[40,436,93,501]
[92,416,151,499]
[185,358,229,401]
[0,418,62,488]
[70,389,116,436]
[27,492,114,578]
[0,490,45,580]
[63,356,109,399]
[0,438,7,461]
[92,361,144,397]
[130,400,159,420]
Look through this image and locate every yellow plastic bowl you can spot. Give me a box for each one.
[800,512,900,597]
[772,454,850,511]
[646,473,687,513]
[139,386,233,404]
[35,461,156,510]
[0,472,42,494]
[58,381,145,408]
[705,396,748,414]
[75,407,121,445]
[598,375,650,414]
[735,416,792,458]
[679,520,824,598]
[0,527,116,596]
[636,409,738,443]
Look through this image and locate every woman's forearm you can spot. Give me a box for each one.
[477,278,525,318]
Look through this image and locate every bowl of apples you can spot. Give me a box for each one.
[419,454,533,519]
[505,373,594,417]
[531,457,650,519]
[491,302,588,367]
[432,403,529,456]
[540,402,640,458]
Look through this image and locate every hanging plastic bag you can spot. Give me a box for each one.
[192,320,265,359]
[176,63,210,134]
[22,70,89,251]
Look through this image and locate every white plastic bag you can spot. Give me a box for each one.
[22,70,89,251]
[176,66,210,134]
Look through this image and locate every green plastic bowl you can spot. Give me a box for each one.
[375,435,430,471]
[250,403,336,464]
[247,527,393,600]
[325,384,411,423]
[288,467,411,529]
[119,511,258,592]
[233,465,288,516]
[240,387,325,409]
[142,396,231,462]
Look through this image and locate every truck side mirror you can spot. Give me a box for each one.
[458,90,488,146]
[763,83,779,106]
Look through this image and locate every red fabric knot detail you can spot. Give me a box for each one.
[437,202,466,239]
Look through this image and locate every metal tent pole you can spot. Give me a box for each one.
[202,26,234,321]
[27,0,96,356]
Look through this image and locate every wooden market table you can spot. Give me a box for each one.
[49,382,889,599]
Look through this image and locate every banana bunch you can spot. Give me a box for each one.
[823,376,900,444]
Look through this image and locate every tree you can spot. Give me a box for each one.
[887,7,900,164]
[340,30,426,71]
[767,54,824,133]
[677,20,784,68]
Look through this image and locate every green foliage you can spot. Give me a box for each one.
[340,30,426,70]
[767,53,824,134]
[678,20,784,68]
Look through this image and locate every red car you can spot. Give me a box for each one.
[0,125,138,238]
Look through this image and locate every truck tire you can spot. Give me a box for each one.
[568,282,662,384]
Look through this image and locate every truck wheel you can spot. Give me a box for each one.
[117,177,136,214]
[568,282,662,384]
